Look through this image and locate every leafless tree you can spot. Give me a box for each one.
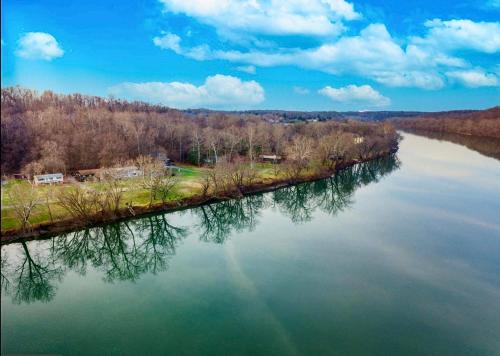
[8,183,41,231]
[56,185,99,221]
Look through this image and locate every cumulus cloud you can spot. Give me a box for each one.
[159,0,359,38]
[155,24,448,89]
[154,15,500,90]
[153,32,181,53]
[235,65,256,74]
[319,85,391,107]
[109,74,265,109]
[446,69,499,87]
[16,32,64,60]
[412,19,500,54]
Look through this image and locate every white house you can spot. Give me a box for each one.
[34,173,64,185]
[354,136,365,144]
[259,154,282,163]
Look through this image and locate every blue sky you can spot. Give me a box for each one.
[1,0,499,111]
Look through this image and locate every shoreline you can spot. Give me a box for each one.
[395,127,500,140]
[1,151,395,245]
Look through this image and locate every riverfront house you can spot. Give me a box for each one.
[34,173,64,185]
[259,154,282,163]
[354,136,365,144]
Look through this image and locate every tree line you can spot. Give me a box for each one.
[1,87,399,175]
[392,106,500,138]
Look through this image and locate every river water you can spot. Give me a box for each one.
[2,132,500,355]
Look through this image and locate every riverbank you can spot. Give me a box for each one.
[1,151,396,244]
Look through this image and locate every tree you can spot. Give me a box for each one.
[8,183,41,231]
[21,161,44,180]
[136,156,177,206]
[56,185,99,221]
[283,135,314,180]
[246,124,257,167]
[97,173,126,215]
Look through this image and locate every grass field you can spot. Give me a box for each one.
[1,163,279,232]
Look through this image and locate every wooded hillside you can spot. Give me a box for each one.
[392,107,500,138]
[1,87,398,175]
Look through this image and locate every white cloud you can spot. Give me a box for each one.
[412,19,500,53]
[293,86,310,94]
[446,69,499,87]
[319,84,391,107]
[155,24,447,89]
[16,32,64,60]
[159,0,360,38]
[109,74,265,109]
[153,32,181,53]
[154,18,500,90]
[235,65,256,74]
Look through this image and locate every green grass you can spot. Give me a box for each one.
[1,163,283,232]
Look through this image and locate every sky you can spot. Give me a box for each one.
[1,0,499,111]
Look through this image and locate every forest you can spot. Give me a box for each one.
[392,106,500,138]
[1,87,398,175]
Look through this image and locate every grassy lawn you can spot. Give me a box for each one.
[1,163,283,232]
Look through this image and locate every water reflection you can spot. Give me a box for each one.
[403,129,500,160]
[2,242,63,304]
[1,154,400,304]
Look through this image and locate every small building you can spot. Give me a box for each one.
[164,158,174,167]
[111,166,143,179]
[151,152,173,167]
[34,173,64,185]
[354,136,365,144]
[13,173,27,180]
[74,168,100,182]
[259,154,282,163]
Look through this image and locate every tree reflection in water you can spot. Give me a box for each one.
[403,129,500,160]
[1,154,400,304]
[1,242,63,304]
[193,194,266,244]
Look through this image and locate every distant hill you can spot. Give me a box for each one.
[183,108,484,123]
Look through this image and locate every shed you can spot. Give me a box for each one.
[74,168,100,181]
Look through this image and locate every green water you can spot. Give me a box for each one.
[2,132,500,355]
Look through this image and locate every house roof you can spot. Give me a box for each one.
[34,173,63,179]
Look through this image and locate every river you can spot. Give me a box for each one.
[2,132,500,355]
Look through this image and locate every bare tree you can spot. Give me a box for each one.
[136,156,177,206]
[283,135,314,180]
[8,183,41,231]
[191,126,203,166]
[97,173,125,214]
[246,124,257,168]
[56,185,99,221]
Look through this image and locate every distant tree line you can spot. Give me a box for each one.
[392,107,500,138]
[1,87,399,175]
